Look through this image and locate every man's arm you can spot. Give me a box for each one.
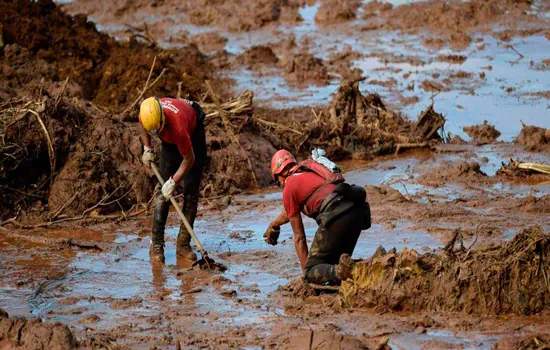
[271,208,289,228]
[289,214,308,270]
[172,147,195,183]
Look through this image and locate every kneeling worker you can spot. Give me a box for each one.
[264,150,371,285]
[139,97,206,263]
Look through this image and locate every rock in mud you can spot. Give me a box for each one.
[340,226,550,315]
[463,120,501,144]
[515,124,550,151]
[0,314,77,350]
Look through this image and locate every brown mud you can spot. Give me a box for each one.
[463,120,502,145]
[341,226,550,315]
[361,0,546,49]
[2,0,550,348]
[516,124,550,151]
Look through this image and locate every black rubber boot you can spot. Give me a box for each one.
[176,194,198,261]
[150,194,169,264]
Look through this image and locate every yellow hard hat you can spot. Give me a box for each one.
[139,97,165,135]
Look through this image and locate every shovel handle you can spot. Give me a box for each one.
[150,164,207,255]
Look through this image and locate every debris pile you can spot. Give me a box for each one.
[315,0,362,25]
[265,80,445,159]
[515,124,550,151]
[497,159,550,179]
[340,226,550,315]
[463,120,501,144]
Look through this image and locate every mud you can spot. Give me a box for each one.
[315,0,362,25]
[0,310,77,350]
[280,51,330,86]
[463,120,502,145]
[2,0,550,348]
[341,226,550,315]
[362,0,545,49]
[516,124,550,151]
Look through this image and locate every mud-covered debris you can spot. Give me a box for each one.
[220,289,237,297]
[190,32,228,53]
[497,159,550,179]
[416,160,487,187]
[0,314,77,349]
[463,120,501,144]
[278,278,316,298]
[421,80,450,92]
[315,0,362,25]
[515,124,550,151]
[437,54,467,64]
[366,185,409,204]
[517,195,550,214]
[340,226,550,315]
[280,52,329,86]
[265,80,444,159]
[493,334,550,350]
[181,0,302,32]
[446,132,467,144]
[412,104,445,142]
[237,45,279,69]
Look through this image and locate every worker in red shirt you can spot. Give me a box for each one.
[264,150,371,285]
[139,97,206,264]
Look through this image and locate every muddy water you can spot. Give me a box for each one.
[2,144,549,347]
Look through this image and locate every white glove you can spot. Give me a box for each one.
[312,148,341,173]
[162,177,176,200]
[142,146,155,168]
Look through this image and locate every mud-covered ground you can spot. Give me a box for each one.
[2,0,550,349]
[2,144,550,348]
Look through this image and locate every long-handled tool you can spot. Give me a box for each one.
[151,163,222,270]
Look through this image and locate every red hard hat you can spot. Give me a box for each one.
[270,149,297,180]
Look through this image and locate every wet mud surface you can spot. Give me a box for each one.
[2,144,550,348]
[61,0,550,141]
[1,0,550,348]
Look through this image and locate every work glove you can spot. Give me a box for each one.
[162,177,176,200]
[142,146,155,168]
[312,148,341,173]
[263,224,280,246]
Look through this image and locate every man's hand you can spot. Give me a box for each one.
[162,177,176,200]
[263,224,281,246]
[142,146,155,168]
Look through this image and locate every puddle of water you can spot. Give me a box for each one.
[389,329,502,350]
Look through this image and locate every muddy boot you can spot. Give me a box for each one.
[334,253,355,282]
[149,241,165,264]
[176,194,198,262]
[150,195,169,264]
